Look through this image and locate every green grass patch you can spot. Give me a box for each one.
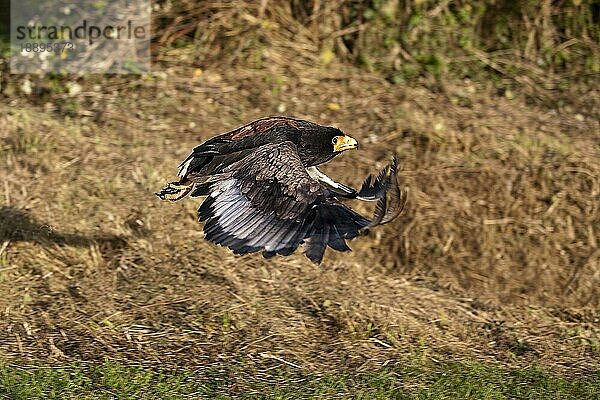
[1,360,599,399]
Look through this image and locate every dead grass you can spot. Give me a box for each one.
[152,0,600,107]
[0,0,598,380]
[0,58,598,377]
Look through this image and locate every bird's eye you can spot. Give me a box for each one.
[332,137,338,145]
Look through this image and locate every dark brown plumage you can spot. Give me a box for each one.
[157,117,405,264]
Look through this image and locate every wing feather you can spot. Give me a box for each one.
[194,142,374,263]
[193,142,404,263]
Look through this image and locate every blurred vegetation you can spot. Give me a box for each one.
[1,0,598,107]
[153,0,599,98]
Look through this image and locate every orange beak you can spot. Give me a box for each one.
[333,135,359,152]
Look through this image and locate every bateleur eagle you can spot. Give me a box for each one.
[157,117,405,264]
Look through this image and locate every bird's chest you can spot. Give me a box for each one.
[301,152,337,167]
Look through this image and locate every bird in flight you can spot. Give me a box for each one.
[157,117,405,264]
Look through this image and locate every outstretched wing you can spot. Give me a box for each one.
[195,141,371,263]
[316,154,407,226]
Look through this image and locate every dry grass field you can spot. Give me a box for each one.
[1,1,599,397]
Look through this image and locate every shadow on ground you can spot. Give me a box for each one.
[0,206,127,249]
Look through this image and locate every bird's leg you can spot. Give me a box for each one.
[156,181,195,201]
[306,166,358,198]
